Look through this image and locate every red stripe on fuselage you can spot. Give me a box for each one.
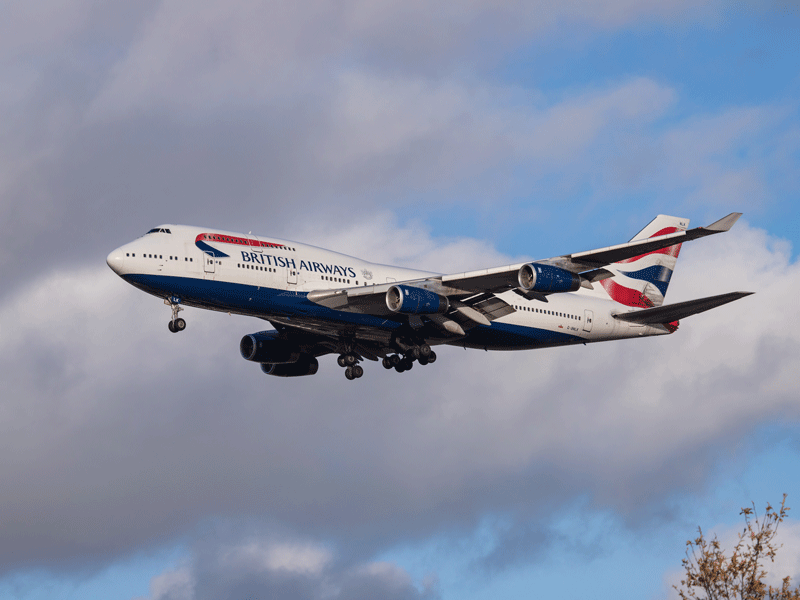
[600,279,655,308]
[195,233,285,249]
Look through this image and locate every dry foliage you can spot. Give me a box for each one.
[675,494,800,600]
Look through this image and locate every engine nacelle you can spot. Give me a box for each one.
[386,285,449,315]
[518,263,581,293]
[240,331,301,364]
[261,356,319,377]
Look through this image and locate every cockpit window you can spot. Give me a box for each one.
[146,228,172,234]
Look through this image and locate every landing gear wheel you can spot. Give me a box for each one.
[345,366,355,380]
[395,363,406,373]
[419,343,432,359]
[165,297,185,333]
[418,355,429,366]
[390,354,401,367]
[353,365,364,378]
[401,358,413,371]
[382,357,393,369]
[338,355,348,368]
[344,353,357,366]
[427,351,437,364]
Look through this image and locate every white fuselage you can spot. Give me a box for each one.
[107,224,671,353]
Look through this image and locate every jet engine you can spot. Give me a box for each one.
[240,331,301,364]
[261,356,319,377]
[386,285,449,315]
[518,263,581,293]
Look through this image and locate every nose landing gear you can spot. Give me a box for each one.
[165,297,186,333]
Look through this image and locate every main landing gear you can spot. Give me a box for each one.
[337,353,364,380]
[165,297,186,333]
[381,344,436,373]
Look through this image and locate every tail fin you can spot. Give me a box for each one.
[599,215,689,308]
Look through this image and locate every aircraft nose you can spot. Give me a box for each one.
[106,248,124,274]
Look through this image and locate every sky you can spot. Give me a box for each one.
[1,1,799,599]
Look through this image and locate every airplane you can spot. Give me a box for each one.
[106,213,753,380]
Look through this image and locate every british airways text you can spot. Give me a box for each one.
[241,252,357,278]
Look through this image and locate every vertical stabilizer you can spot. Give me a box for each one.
[598,215,689,308]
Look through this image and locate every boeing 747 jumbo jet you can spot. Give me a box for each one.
[107,213,752,380]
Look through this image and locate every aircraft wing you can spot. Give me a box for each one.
[307,212,743,325]
[543,212,742,272]
[266,316,394,361]
[437,211,742,290]
[307,282,515,333]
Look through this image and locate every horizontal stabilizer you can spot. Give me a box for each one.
[612,291,753,324]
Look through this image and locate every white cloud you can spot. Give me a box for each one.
[141,565,194,600]
[140,536,432,600]
[294,211,516,272]
[86,0,709,118]
[313,74,676,192]
[219,541,332,576]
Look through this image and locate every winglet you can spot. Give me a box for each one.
[705,212,742,232]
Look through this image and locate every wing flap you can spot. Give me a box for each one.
[470,295,515,320]
[612,291,753,324]
[440,265,524,293]
[307,286,394,315]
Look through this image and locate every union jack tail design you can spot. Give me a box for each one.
[599,214,689,308]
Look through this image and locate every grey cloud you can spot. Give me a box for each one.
[0,1,732,268]
[3,0,794,307]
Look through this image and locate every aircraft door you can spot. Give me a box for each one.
[203,251,215,275]
[287,266,298,285]
[583,309,593,332]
